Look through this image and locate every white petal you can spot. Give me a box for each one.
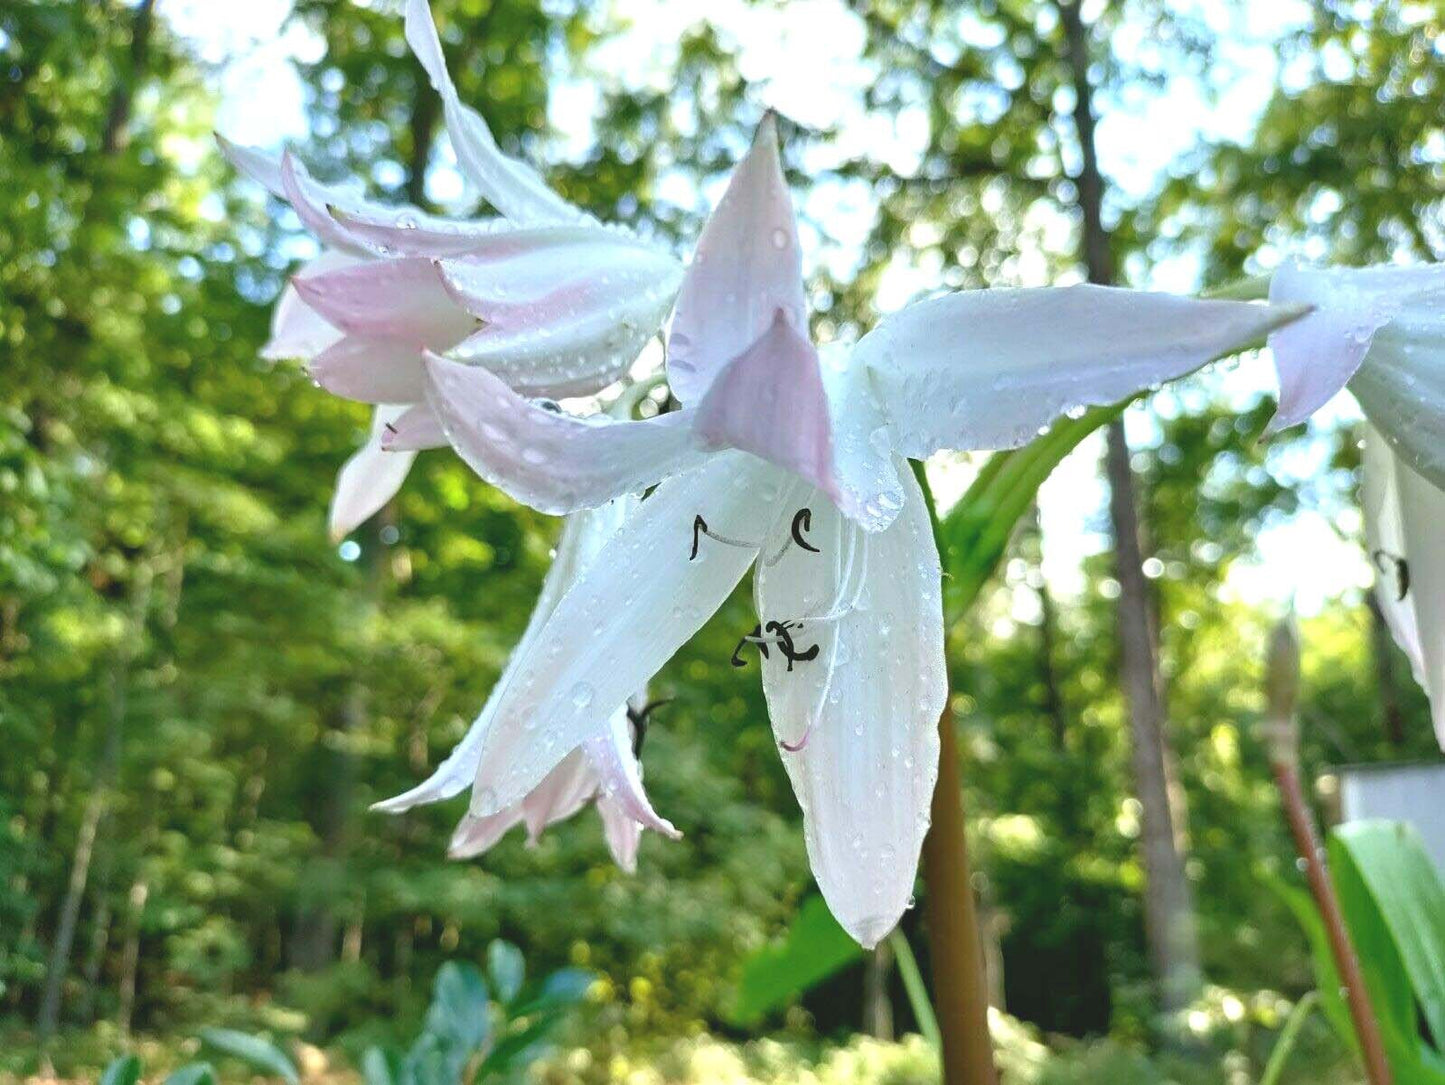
[293,257,478,347]
[1363,427,1427,688]
[752,463,944,947]
[856,285,1303,458]
[1392,451,1445,748]
[331,208,609,260]
[439,243,681,397]
[819,344,907,532]
[469,453,783,815]
[261,252,353,361]
[328,405,418,541]
[1350,284,1445,490]
[404,0,581,227]
[373,499,638,815]
[666,114,807,404]
[596,796,644,873]
[1265,261,1413,432]
[423,353,709,515]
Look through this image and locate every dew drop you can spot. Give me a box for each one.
[771,227,789,249]
[570,681,595,709]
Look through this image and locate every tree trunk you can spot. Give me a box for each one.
[101,0,157,156]
[1058,0,1202,1014]
[116,878,149,1037]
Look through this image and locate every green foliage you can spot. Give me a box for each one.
[727,896,864,1028]
[198,1027,299,1084]
[363,944,593,1085]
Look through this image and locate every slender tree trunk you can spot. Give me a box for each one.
[116,878,149,1037]
[1058,0,1202,1014]
[101,0,157,157]
[1025,506,1068,748]
[863,939,895,1041]
[36,564,152,1045]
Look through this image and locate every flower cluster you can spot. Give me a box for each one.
[225,0,1443,945]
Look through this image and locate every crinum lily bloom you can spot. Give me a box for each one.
[1361,428,1444,748]
[419,117,1299,945]
[218,0,681,539]
[1265,262,1445,741]
[373,496,680,872]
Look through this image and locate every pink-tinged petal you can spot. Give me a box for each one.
[447,809,523,858]
[310,337,426,404]
[596,795,643,873]
[695,312,833,497]
[330,208,597,260]
[293,257,478,346]
[753,465,944,947]
[261,251,356,361]
[329,405,417,541]
[857,285,1303,458]
[582,708,680,840]
[439,244,681,397]
[470,454,784,815]
[422,353,709,515]
[667,114,807,404]
[215,133,289,198]
[519,750,596,843]
[381,404,448,451]
[278,151,375,255]
[404,0,581,227]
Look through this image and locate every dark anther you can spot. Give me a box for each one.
[767,620,820,672]
[732,624,767,667]
[538,398,563,414]
[626,699,672,756]
[1371,549,1411,601]
[790,508,821,553]
[690,515,708,561]
[383,422,398,438]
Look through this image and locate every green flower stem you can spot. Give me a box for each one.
[888,928,944,1053]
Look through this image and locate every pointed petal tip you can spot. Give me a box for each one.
[843,914,896,951]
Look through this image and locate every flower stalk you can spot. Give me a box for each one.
[913,461,999,1085]
[1263,619,1392,1085]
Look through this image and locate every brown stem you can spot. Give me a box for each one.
[922,702,998,1085]
[1271,760,1392,1085]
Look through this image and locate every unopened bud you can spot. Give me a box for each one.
[1262,616,1301,767]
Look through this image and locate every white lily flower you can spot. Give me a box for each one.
[218,0,682,540]
[1362,427,1445,749]
[420,117,1297,945]
[373,495,679,872]
[1267,260,1445,488]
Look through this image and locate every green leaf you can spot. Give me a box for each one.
[511,969,595,1017]
[99,1055,142,1085]
[725,895,865,1026]
[425,961,491,1055]
[1331,820,1445,1047]
[360,1046,401,1085]
[198,1027,299,1084]
[162,1063,217,1085]
[487,940,526,1004]
[936,405,1120,621]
